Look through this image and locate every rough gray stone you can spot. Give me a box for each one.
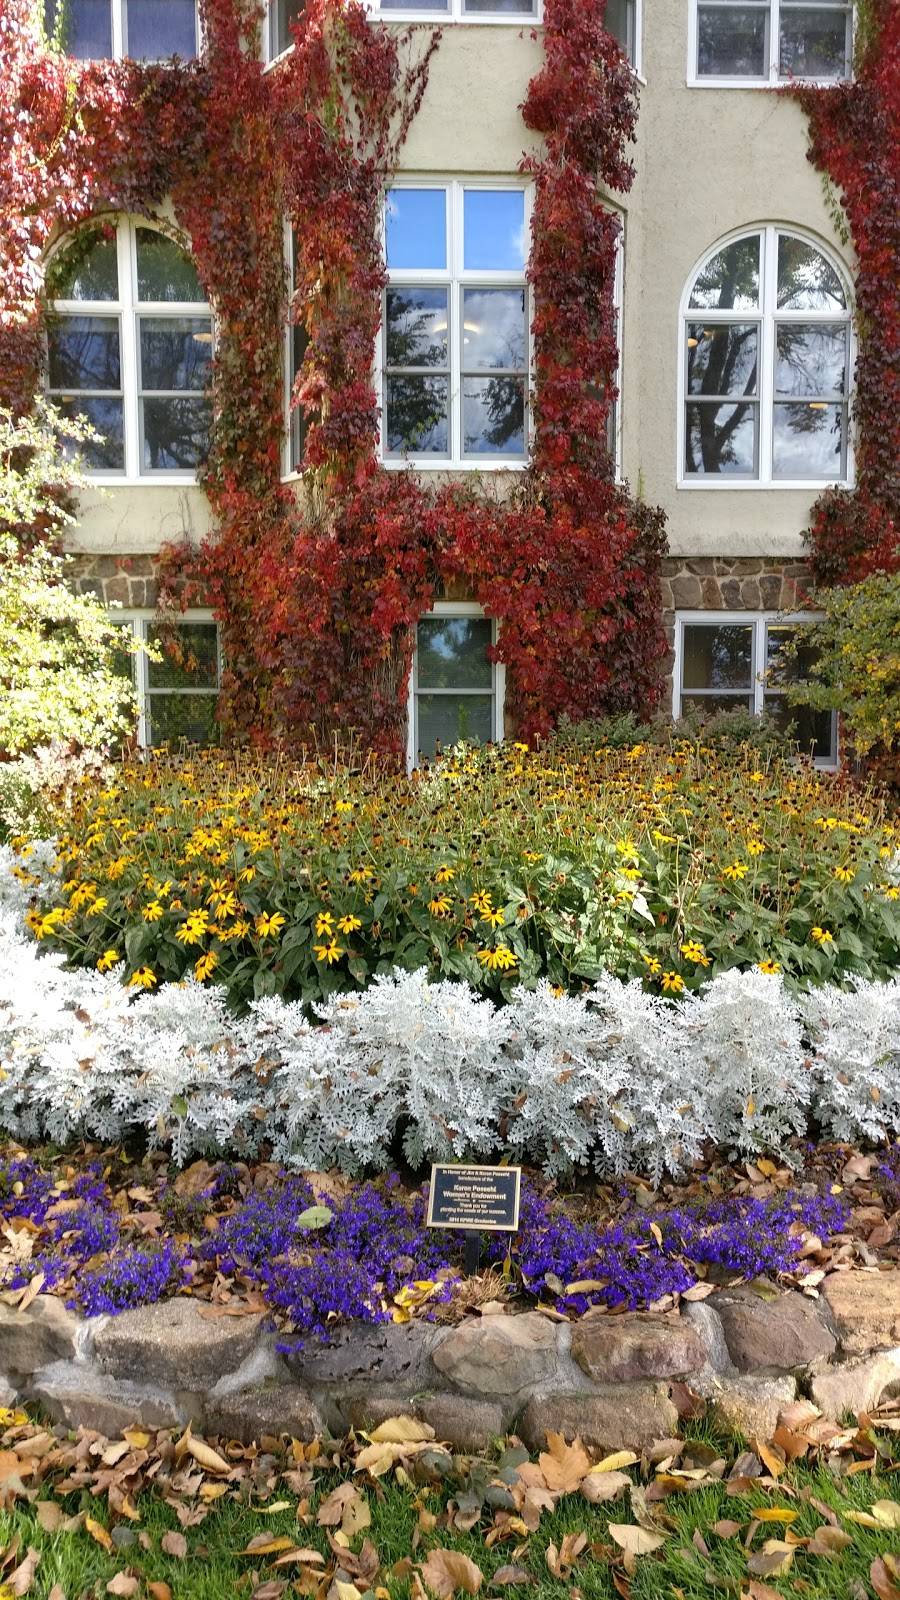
[95,1298,264,1389]
[431,1314,558,1397]
[823,1272,900,1355]
[416,1395,508,1452]
[714,1290,837,1373]
[204,1384,323,1444]
[682,1302,733,1375]
[288,1323,435,1391]
[520,1385,678,1453]
[0,1376,16,1408]
[210,1343,288,1399]
[571,1315,706,1383]
[0,1297,87,1375]
[810,1351,900,1420]
[31,1360,185,1435]
[697,1373,796,1442]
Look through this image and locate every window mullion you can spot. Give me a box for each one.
[136,619,150,749]
[451,183,462,465]
[770,0,778,81]
[116,222,138,477]
[759,227,776,483]
[112,0,124,58]
[753,618,766,715]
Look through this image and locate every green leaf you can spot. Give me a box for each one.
[296,1205,334,1231]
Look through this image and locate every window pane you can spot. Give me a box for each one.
[686,323,758,397]
[463,0,536,12]
[765,695,835,761]
[417,617,493,689]
[697,5,768,76]
[270,0,305,55]
[57,397,125,470]
[135,229,205,302]
[139,318,212,391]
[417,694,493,757]
[606,0,635,60]
[772,401,845,478]
[386,288,449,368]
[779,6,850,79]
[379,0,448,8]
[125,0,196,58]
[463,190,527,272]
[462,288,527,371]
[463,376,526,455]
[148,694,218,747]
[775,323,847,397]
[45,0,112,58]
[385,376,450,455]
[48,316,121,389]
[685,400,757,474]
[289,322,308,470]
[141,395,210,469]
[148,623,218,690]
[680,692,755,715]
[777,234,846,310]
[386,190,447,271]
[48,228,119,301]
[765,624,822,688]
[682,624,754,691]
[689,236,761,310]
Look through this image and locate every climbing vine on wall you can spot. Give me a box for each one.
[2,0,668,755]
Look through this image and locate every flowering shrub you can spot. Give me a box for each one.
[3,844,900,1176]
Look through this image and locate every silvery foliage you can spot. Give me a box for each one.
[802,979,900,1143]
[676,966,811,1159]
[2,849,900,1172]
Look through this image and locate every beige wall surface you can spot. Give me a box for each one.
[64,3,855,568]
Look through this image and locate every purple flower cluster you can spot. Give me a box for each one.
[74,1240,189,1316]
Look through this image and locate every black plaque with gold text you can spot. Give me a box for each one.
[426,1164,521,1233]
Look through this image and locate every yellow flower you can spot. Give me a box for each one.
[641,953,662,977]
[428,896,452,917]
[24,908,43,935]
[337,914,362,934]
[127,967,157,990]
[314,939,345,965]
[238,866,256,883]
[616,837,639,864]
[256,912,286,939]
[315,911,335,937]
[349,867,374,884]
[175,910,210,946]
[746,839,765,857]
[834,865,855,884]
[86,897,108,915]
[476,945,518,972]
[723,861,749,881]
[434,866,456,884]
[97,949,120,972]
[142,901,164,922]
[106,856,131,881]
[811,926,834,945]
[749,770,765,783]
[480,907,506,927]
[523,851,543,863]
[335,800,354,814]
[194,950,219,982]
[469,891,493,915]
[680,941,711,967]
[661,971,684,994]
[758,960,782,975]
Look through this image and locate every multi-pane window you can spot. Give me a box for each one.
[371,2,539,18]
[674,612,837,765]
[284,231,309,475]
[606,0,640,67]
[384,183,530,467]
[409,605,504,767]
[692,1,852,83]
[44,0,198,59]
[46,219,212,479]
[264,0,305,62]
[116,615,221,748]
[681,227,851,484]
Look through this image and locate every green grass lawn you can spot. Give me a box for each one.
[3,1414,900,1600]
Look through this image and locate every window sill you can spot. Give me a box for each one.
[382,457,528,473]
[686,75,851,90]
[78,475,202,489]
[676,477,852,492]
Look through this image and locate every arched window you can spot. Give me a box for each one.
[46,218,212,479]
[680,227,852,485]
[44,0,198,60]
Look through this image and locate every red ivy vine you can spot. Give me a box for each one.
[787,0,899,587]
[2,0,668,755]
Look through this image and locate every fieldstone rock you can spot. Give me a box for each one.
[682,1302,733,1374]
[210,1343,287,1399]
[94,1298,264,1389]
[714,1290,836,1373]
[571,1314,706,1383]
[432,1314,558,1397]
[823,1271,900,1354]
[288,1323,434,1391]
[810,1351,900,1420]
[204,1383,323,1444]
[519,1385,678,1452]
[0,1376,17,1408]
[31,1359,185,1434]
[698,1373,796,1441]
[416,1395,508,1452]
[0,1296,86,1375]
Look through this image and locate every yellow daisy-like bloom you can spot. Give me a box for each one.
[86,897,108,915]
[24,908,43,935]
[127,967,157,990]
[142,901,164,922]
[550,984,565,998]
[335,800,354,814]
[476,945,518,972]
[469,891,493,915]
[256,912,287,939]
[69,882,99,912]
[723,861,749,881]
[238,866,256,883]
[194,950,219,982]
[883,886,900,901]
[434,866,456,884]
[97,949,120,972]
[641,952,662,977]
[758,959,782,975]
[661,971,684,994]
[106,857,131,881]
[480,907,506,927]
[314,911,335,937]
[220,918,250,942]
[680,941,711,967]
[314,939,345,965]
[834,865,855,883]
[428,896,452,917]
[349,867,374,884]
[746,839,765,857]
[523,851,543,863]
[811,926,834,945]
[749,770,765,783]
[337,914,362,934]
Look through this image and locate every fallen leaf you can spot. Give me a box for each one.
[161,1531,188,1559]
[239,1536,299,1557]
[318,1483,362,1528]
[147,1587,173,1600]
[538,1434,591,1494]
[872,1555,900,1600]
[581,1471,632,1505]
[608,1526,666,1557]
[35,1501,64,1532]
[368,1417,434,1445]
[420,1548,483,1598]
[106,1576,140,1597]
[47,1587,65,1600]
[9,1547,40,1597]
[490,1569,533,1588]
[545,1533,587,1580]
[872,1500,900,1529]
[807,1526,852,1557]
[711,1520,741,1538]
[253,1584,287,1600]
[590,1452,639,1474]
[85,1517,114,1554]
[748,1540,795,1578]
[186,1436,231,1476]
[755,1508,799,1523]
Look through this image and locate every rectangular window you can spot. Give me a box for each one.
[372,1,538,17]
[266,0,305,62]
[409,605,503,766]
[44,0,198,60]
[384,182,530,468]
[284,230,309,475]
[116,614,221,749]
[673,611,837,765]
[692,1,852,85]
[606,0,639,66]
[46,313,126,471]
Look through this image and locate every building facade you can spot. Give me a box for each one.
[46,0,859,764]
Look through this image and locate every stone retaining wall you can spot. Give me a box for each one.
[3,1271,900,1449]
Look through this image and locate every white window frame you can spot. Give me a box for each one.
[282,224,306,480]
[45,0,201,61]
[46,215,212,486]
[687,0,854,89]
[610,214,625,481]
[677,224,854,491]
[407,600,505,770]
[115,610,220,749]
[380,177,533,472]
[366,1,543,24]
[672,609,838,769]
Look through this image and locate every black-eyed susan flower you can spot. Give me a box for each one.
[97,949,120,972]
[314,939,344,965]
[127,967,157,989]
[337,914,362,934]
[256,912,286,939]
[476,945,518,972]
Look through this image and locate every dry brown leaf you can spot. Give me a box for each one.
[84,1516,113,1554]
[581,1471,632,1505]
[252,1582,287,1600]
[754,1440,786,1479]
[711,1519,742,1538]
[746,1583,785,1600]
[807,1526,852,1558]
[8,1546,40,1597]
[608,1526,666,1557]
[317,1482,361,1528]
[489,1569,533,1588]
[35,1501,64,1533]
[368,1418,435,1445]
[239,1536,299,1557]
[545,1532,587,1579]
[106,1576,140,1597]
[872,1500,900,1529]
[147,1586,173,1600]
[186,1436,231,1476]
[160,1531,188,1559]
[872,1555,900,1600]
[538,1434,591,1494]
[420,1548,484,1598]
[591,1452,639,1474]
[101,1441,132,1467]
[47,1587,65,1600]
[748,1540,795,1578]
[355,1441,431,1477]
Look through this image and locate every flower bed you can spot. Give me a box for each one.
[12,738,900,1007]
